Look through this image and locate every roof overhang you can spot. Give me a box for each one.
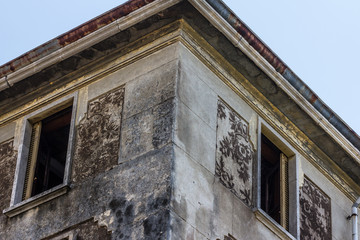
[0,0,181,91]
[0,0,359,194]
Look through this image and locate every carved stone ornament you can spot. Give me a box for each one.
[73,86,125,182]
[0,139,17,211]
[215,100,254,206]
[300,177,331,240]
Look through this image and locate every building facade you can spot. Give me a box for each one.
[0,0,360,239]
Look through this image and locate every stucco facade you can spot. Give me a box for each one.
[1,1,359,239]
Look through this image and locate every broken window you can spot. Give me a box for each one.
[260,134,289,230]
[23,106,73,200]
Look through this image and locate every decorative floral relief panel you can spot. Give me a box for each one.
[215,100,254,206]
[72,86,125,182]
[0,139,17,210]
[300,177,331,240]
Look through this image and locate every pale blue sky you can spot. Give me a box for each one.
[1,0,359,135]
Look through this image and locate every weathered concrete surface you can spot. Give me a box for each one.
[177,44,258,149]
[120,61,177,162]
[43,219,111,240]
[0,139,17,229]
[300,156,353,240]
[174,100,216,174]
[0,44,178,239]
[0,122,16,143]
[1,4,359,239]
[170,46,284,238]
[183,2,360,185]
[170,145,282,240]
[1,144,173,239]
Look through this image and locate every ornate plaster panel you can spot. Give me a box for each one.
[72,86,125,182]
[0,139,16,211]
[300,177,331,240]
[215,100,254,206]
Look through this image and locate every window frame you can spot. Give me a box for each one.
[4,93,78,217]
[254,118,300,240]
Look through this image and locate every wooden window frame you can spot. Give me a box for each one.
[4,93,77,217]
[254,119,300,240]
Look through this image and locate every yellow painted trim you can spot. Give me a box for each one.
[23,121,41,200]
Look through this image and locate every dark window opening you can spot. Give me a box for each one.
[261,134,289,229]
[23,106,72,200]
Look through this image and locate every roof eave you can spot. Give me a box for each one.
[1,0,359,157]
[195,0,360,156]
[0,0,182,91]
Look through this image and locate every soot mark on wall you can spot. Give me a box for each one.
[300,177,331,240]
[73,87,125,182]
[215,100,254,206]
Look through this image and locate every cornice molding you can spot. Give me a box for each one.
[0,0,182,92]
[0,20,184,126]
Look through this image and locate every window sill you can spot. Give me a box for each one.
[253,208,296,240]
[3,184,70,218]
[49,230,77,240]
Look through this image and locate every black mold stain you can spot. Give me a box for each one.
[152,99,174,149]
[143,210,169,239]
[110,198,127,211]
[109,197,135,230]
[125,205,134,217]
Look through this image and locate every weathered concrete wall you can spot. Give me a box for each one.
[0,43,179,239]
[72,86,125,183]
[169,43,278,240]
[43,219,111,240]
[300,156,354,240]
[0,23,358,240]
[0,138,17,231]
[170,43,357,240]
